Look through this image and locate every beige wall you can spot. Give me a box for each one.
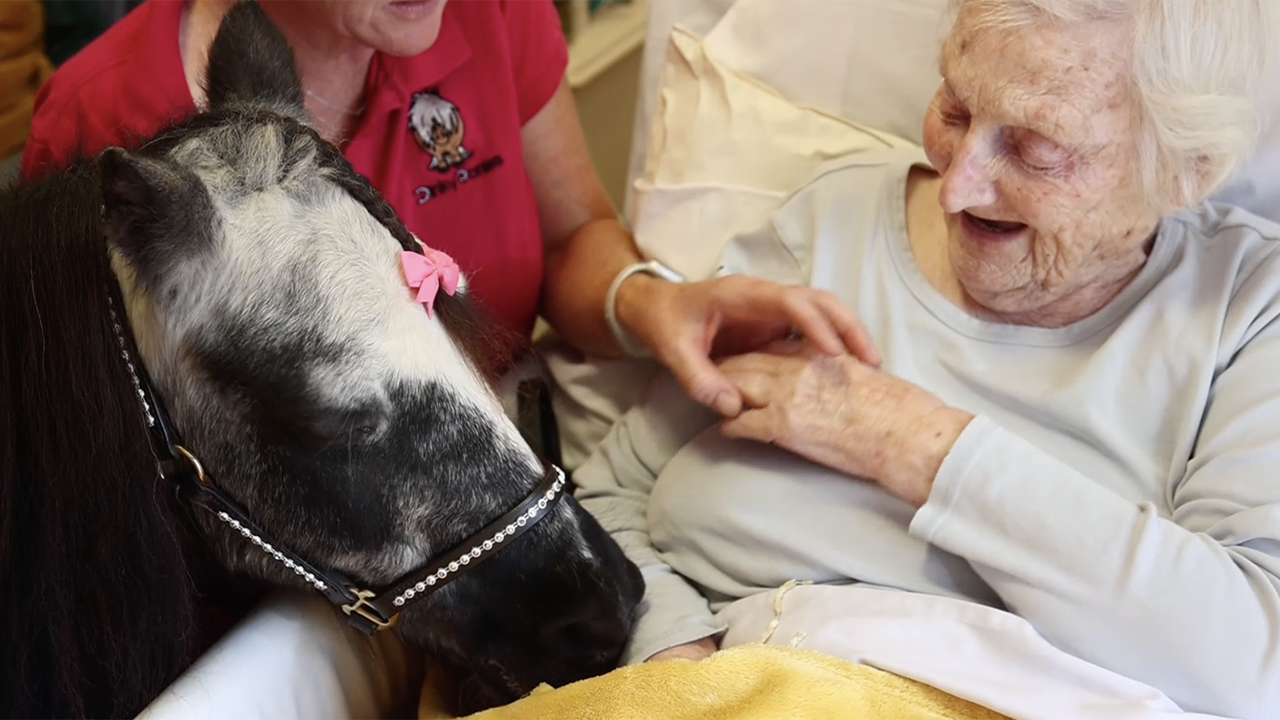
[570,43,644,215]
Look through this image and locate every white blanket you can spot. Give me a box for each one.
[136,592,418,720]
[719,584,1236,720]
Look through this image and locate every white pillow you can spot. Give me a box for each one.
[622,0,739,222]
[632,25,915,281]
[622,0,949,222]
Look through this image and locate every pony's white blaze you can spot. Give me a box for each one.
[380,287,537,466]
[210,170,536,470]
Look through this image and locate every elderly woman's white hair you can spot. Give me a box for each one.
[946,0,1273,210]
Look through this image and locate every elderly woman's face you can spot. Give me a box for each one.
[311,0,449,56]
[921,12,1161,320]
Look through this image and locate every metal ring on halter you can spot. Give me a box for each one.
[172,445,211,485]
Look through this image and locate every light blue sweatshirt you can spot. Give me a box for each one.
[575,147,1280,720]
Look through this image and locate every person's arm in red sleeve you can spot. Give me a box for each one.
[501,0,571,126]
[19,82,72,181]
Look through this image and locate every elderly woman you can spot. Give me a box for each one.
[575,0,1279,717]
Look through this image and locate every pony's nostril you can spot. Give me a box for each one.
[546,616,626,657]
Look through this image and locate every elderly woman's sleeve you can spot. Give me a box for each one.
[909,274,1280,718]
[573,373,724,665]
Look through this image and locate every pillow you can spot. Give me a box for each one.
[622,0,950,222]
[621,0,739,222]
[632,25,915,281]
[699,0,948,149]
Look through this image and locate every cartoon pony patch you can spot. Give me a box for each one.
[408,89,471,172]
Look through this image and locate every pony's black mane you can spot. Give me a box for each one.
[3,163,192,716]
[0,157,253,718]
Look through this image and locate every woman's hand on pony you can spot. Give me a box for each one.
[615,274,881,418]
[644,637,720,663]
[717,341,974,507]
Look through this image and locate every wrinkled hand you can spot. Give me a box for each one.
[616,274,881,417]
[717,341,973,506]
[644,637,719,663]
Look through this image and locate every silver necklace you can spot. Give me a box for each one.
[305,88,365,116]
[310,112,354,146]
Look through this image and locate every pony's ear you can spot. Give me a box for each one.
[204,1,307,122]
[98,147,217,281]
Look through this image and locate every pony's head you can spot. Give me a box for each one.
[92,2,640,712]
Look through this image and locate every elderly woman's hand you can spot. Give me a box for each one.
[717,341,973,506]
[644,637,719,663]
[615,274,881,418]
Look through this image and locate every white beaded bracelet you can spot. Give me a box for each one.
[604,259,685,358]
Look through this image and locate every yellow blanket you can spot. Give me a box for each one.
[420,644,1013,720]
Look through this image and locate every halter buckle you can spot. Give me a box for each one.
[172,445,211,485]
[341,588,396,631]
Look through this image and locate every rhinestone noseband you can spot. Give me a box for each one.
[106,288,568,634]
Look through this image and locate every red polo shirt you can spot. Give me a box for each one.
[22,0,568,369]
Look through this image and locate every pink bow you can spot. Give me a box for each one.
[400,242,460,317]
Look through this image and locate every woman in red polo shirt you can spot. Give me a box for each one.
[21,0,877,419]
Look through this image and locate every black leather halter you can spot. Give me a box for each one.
[105,286,568,635]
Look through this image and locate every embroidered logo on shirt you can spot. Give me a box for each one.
[414,155,504,205]
[408,89,471,172]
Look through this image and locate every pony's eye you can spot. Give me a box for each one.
[341,408,389,444]
[352,424,380,441]
[298,405,389,447]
